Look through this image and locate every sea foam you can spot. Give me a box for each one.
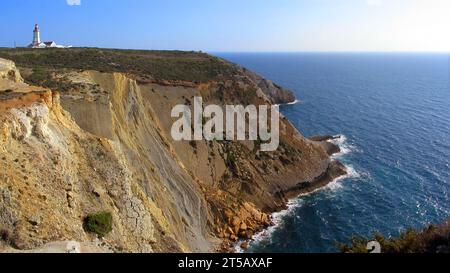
[236,135,360,252]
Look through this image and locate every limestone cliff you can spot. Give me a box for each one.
[0,50,345,253]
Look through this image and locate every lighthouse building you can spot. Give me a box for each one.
[28,24,69,48]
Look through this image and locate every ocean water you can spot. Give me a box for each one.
[216,53,450,253]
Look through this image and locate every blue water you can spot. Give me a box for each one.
[216,53,450,253]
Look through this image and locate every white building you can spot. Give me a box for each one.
[28,24,70,48]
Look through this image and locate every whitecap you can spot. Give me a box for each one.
[275,99,301,107]
[234,198,304,253]
[329,135,355,159]
[286,99,300,105]
[235,164,362,252]
[303,164,361,195]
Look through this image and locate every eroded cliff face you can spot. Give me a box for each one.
[0,70,212,253]
[0,57,345,253]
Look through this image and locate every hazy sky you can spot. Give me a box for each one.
[1,0,449,52]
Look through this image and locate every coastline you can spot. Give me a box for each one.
[231,135,349,252]
[1,51,352,253]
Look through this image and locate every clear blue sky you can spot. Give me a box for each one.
[1,0,448,52]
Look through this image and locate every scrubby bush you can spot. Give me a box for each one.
[0,228,17,248]
[83,212,113,238]
[225,153,238,175]
[0,228,11,242]
[339,220,450,253]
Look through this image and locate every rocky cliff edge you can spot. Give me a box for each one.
[0,51,345,253]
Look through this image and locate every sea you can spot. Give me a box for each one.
[216,52,450,253]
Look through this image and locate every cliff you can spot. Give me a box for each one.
[0,49,345,253]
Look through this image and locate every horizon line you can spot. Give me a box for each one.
[1,46,448,54]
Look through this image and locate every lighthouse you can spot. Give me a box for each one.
[32,24,41,47]
[28,24,70,48]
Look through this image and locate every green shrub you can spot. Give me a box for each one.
[225,153,238,176]
[339,221,450,253]
[83,212,113,238]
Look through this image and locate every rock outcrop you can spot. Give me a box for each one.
[240,67,296,104]
[309,135,342,156]
[0,58,23,83]
[0,51,346,253]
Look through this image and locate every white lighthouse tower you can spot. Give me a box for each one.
[32,24,41,47]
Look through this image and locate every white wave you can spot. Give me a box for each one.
[286,99,300,105]
[302,164,361,195]
[235,135,361,252]
[235,164,362,253]
[274,99,301,107]
[234,199,304,253]
[329,135,355,159]
[327,164,361,190]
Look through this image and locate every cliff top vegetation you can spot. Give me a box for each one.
[0,47,239,84]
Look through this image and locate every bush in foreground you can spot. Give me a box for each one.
[339,219,450,253]
[83,212,113,238]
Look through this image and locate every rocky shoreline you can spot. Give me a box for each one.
[223,136,348,252]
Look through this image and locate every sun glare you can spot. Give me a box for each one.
[392,0,450,52]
